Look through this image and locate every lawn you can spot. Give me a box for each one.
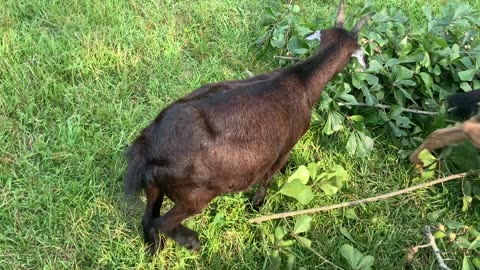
[1,0,479,269]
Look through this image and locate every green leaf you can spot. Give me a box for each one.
[339,226,356,243]
[286,253,295,270]
[346,132,357,155]
[277,239,295,247]
[271,33,286,48]
[451,44,461,61]
[463,196,470,212]
[447,220,466,229]
[427,208,446,222]
[322,111,344,135]
[350,115,364,122]
[367,60,381,72]
[419,72,433,90]
[420,52,431,68]
[398,36,412,57]
[345,208,359,220]
[279,179,314,205]
[476,53,480,70]
[287,165,310,184]
[212,212,226,226]
[385,58,401,67]
[320,183,339,196]
[340,93,357,104]
[269,250,282,269]
[463,255,475,270]
[356,131,374,158]
[434,231,446,238]
[460,82,472,91]
[469,236,480,250]
[292,4,300,13]
[339,244,363,269]
[287,36,309,55]
[423,6,432,21]
[294,215,313,234]
[418,149,437,166]
[458,69,476,81]
[472,257,480,269]
[307,162,318,181]
[358,255,375,270]
[296,236,312,248]
[275,226,287,240]
[458,236,472,249]
[393,65,414,81]
[333,165,350,184]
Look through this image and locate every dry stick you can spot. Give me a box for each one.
[338,102,440,116]
[273,55,302,61]
[249,170,480,224]
[424,225,452,270]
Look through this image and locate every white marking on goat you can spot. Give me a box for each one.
[306,30,321,41]
[352,49,367,69]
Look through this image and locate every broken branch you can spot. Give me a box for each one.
[249,170,480,224]
[424,225,452,270]
[338,102,440,116]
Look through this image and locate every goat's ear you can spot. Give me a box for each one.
[351,13,375,35]
[305,30,321,41]
[351,49,368,69]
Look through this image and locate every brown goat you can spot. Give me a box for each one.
[125,0,373,254]
[409,89,480,167]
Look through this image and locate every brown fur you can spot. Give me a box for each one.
[124,0,373,254]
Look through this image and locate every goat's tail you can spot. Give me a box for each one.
[124,141,154,197]
[447,89,480,120]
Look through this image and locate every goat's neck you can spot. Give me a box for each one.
[302,48,350,107]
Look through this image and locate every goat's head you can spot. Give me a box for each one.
[306,0,374,69]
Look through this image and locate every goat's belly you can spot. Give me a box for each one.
[194,156,273,193]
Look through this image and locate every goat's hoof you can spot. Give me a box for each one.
[250,196,264,211]
[174,228,201,251]
[145,236,165,255]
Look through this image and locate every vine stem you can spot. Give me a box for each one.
[248,170,480,224]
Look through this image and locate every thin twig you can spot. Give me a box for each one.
[249,170,480,224]
[424,225,452,270]
[338,102,440,116]
[273,55,302,61]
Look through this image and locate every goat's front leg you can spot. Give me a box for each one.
[409,125,468,166]
[251,154,290,209]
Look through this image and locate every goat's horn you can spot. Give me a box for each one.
[351,12,375,34]
[335,0,345,28]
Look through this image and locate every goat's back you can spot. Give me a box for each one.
[128,73,311,198]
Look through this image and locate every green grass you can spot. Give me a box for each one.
[1,0,479,269]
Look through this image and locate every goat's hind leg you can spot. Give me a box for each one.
[153,191,215,251]
[143,184,165,254]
